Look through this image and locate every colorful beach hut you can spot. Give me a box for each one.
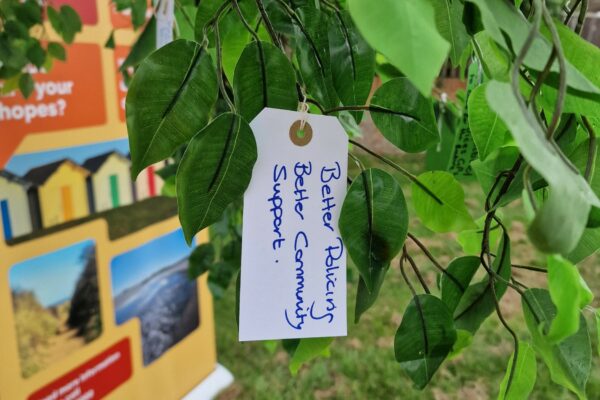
[83,151,133,212]
[0,171,41,240]
[25,159,90,228]
[134,160,166,201]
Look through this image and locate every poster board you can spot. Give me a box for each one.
[0,1,218,399]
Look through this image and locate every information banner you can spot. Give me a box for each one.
[0,2,218,399]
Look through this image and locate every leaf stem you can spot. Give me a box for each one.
[254,0,284,51]
[403,247,430,295]
[214,8,236,112]
[232,0,261,43]
[348,139,443,205]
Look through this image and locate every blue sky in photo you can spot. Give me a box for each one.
[9,240,95,307]
[6,138,130,176]
[110,229,193,297]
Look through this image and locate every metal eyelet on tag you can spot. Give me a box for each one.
[289,120,313,146]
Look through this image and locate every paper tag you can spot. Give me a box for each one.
[156,0,174,49]
[446,58,482,177]
[239,108,348,341]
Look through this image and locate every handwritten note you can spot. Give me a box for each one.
[447,58,481,177]
[239,108,348,341]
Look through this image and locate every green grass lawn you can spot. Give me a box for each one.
[213,154,600,399]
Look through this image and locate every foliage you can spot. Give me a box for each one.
[0,0,82,97]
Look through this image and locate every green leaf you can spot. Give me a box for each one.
[340,168,408,292]
[233,41,298,122]
[568,227,600,264]
[426,0,469,66]
[546,255,593,343]
[394,294,457,389]
[15,0,42,28]
[412,171,476,233]
[131,0,147,29]
[292,6,339,109]
[567,138,600,227]
[467,0,599,95]
[370,77,439,153]
[454,235,511,333]
[47,42,66,61]
[448,329,473,359]
[354,265,387,323]
[18,72,34,99]
[58,5,82,43]
[119,16,157,72]
[328,10,375,120]
[457,215,502,255]
[538,22,600,117]
[188,243,215,279]
[497,341,537,400]
[440,256,480,313]
[194,0,226,43]
[468,83,508,161]
[348,0,450,96]
[26,39,45,68]
[522,288,591,399]
[126,40,218,178]
[177,113,257,244]
[289,337,333,375]
[486,81,600,255]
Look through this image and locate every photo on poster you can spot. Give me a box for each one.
[1,138,174,245]
[110,229,200,365]
[9,240,102,378]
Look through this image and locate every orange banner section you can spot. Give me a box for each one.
[0,43,106,167]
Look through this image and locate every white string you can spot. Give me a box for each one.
[298,92,309,131]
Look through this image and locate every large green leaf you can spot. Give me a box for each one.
[340,168,408,292]
[468,83,508,161]
[370,78,439,153]
[497,341,537,400]
[412,171,476,233]
[567,138,600,227]
[292,6,338,109]
[440,256,480,313]
[486,81,600,255]
[348,0,449,96]
[427,0,469,66]
[328,10,375,120]
[522,289,591,399]
[546,255,593,343]
[177,113,257,243]
[394,294,457,389]
[126,40,218,178]
[454,235,511,333]
[467,0,599,95]
[233,41,298,122]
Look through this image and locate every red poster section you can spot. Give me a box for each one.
[28,339,132,400]
[0,43,106,167]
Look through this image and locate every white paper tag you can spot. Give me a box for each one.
[156,0,174,49]
[239,108,348,341]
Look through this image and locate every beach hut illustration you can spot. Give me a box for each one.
[25,159,90,228]
[0,170,42,241]
[133,160,166,201]
[83,151,134,213]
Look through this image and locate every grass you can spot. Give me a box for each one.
[213,153,600,399]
